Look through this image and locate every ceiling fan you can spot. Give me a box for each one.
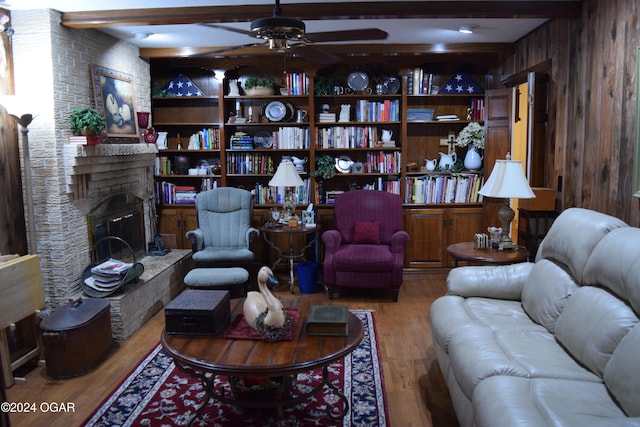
[198,0,388,63]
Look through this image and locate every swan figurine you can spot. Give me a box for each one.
[243,266,291,341]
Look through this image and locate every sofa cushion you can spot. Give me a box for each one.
[521,259,579,333]
[430,295,546,353]
[538,208,627,283]
[473,376,639,427]
[447,326,600,399]
[555,286,638,377]
[352,220,381,244]
[583,227,640,315]
[604,324,640,417]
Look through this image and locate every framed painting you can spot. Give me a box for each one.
[90,64,139,138]
[634,46,640,198]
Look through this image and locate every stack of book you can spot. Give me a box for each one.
[83,258,133,293]
[318,113,336,122]
[436,114,460,121]
[174,185,197,204]
[229,135,254,150]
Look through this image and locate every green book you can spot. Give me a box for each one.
[306,305,349,336]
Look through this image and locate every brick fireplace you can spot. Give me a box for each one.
[56,144,158,299]
[59,143,191,340]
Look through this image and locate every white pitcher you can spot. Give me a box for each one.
[425,158,437,171]
[438,152,457,170]
[381,129,393,142]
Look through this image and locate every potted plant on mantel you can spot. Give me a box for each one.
[243,77,274,96]
[69,107,106,145]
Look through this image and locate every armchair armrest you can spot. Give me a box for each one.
[246,227,259,251]
[390,230,409,253]
[446,262,534,301]
[185,228,204,252]
[321,230,342,254]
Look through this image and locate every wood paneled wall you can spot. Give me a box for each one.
[495,0,640,226]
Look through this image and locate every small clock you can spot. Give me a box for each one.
[270,207,281,222]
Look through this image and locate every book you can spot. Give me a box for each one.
[306,305,349,336]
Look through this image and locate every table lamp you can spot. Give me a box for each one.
[269,158,304,222]
[478,154,535,250]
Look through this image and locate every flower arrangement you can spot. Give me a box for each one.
[456,122,485,150]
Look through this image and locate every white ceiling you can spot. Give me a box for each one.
[1,0,555,50]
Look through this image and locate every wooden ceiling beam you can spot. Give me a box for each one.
[140,42,515,58]
[61,1,583,28]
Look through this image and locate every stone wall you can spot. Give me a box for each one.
[11,9,152,308]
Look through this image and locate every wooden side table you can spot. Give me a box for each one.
[261,224,321,293]
[447,242,529,267]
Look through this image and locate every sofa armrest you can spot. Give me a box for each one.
[185,228,204,252]
[321,230,342,254]
[446,262,534,300]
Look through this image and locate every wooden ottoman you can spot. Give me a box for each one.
[183,267,249,298]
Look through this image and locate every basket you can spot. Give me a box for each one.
[81,236,144,298]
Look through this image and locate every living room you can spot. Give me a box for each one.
[1,0,639,426]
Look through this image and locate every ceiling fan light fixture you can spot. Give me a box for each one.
[268,38,289,51]
[458,25,476,34]
[250,16,305,41]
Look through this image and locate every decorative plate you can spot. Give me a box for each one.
[253,131,273,148]
[347,72,369,91]
[335,155,354,173]
[382,77,400,94]
[263,100,287,122]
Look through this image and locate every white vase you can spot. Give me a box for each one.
[464,146,483,171]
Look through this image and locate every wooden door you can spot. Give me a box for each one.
[483,88,513,231]
[157,206,181,249]
[404,208,447,268]
[527,72,550,187]
[446,207,483,266]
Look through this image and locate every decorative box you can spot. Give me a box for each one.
[40,297,113,379]
[165,289,230,335]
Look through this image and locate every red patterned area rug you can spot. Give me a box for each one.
[84,310,388,426]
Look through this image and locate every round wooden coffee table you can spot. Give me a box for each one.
[447,242,529,267]
[161,295,363,426]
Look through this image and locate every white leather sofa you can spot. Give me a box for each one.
[430,208,640,427]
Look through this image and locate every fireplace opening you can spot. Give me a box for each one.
[87,193,146,263]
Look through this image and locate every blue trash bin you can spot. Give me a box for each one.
[296,262,318,294]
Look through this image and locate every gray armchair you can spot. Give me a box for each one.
[186,187,259,267]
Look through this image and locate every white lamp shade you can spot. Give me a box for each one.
[478,159,536,199]
[268,159,304,187]
[0,95,31,118]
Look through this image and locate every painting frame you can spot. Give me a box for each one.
[90,64,139,139]
[633,46,640,198]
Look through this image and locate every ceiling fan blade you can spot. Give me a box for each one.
[304,28,388,43]
[194,42,266,57]
[290,44,339,64]
[200,23,251,36]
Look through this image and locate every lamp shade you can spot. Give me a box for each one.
[479,159,535,199]
[269,159,304,188]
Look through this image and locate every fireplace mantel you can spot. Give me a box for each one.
[63,143,158,198]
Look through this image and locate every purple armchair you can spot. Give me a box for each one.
[322,190,409,301]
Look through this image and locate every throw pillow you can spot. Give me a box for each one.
[353,220,381,244]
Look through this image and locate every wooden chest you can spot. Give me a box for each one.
[40,297,112,379]
[165,289,230,335]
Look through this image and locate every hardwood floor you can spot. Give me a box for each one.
[5,270,459,427]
